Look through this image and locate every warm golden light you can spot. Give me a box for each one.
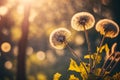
[26,47,34,56]
[36,51,46,61]
[71,12,95,31]
[13,46,18,56]
[49,28,71,49]
[74,34,84,45]
[6,0,16,8]
[96,19,119,38]
[1,42,11,53]
[0,6,8,16]
[46,50,56,64]
[18,0,33,4]
[29,9,37,22]
[55,49,64,56]
[37,73,47,80]
[17,5,24,14]
[4,61,13,70]
[11,27,22,41]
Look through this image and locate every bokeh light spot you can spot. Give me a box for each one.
[26,47,34,56]
[1,42,11,53]
[36,51,46,61]
[11,27,22,42]
[0,6,8,16]
[74,34,84,45]
[13,46,18,56]
[4,61,13,70]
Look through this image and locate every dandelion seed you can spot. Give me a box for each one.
[71,12,95,31]
[49,28,71,49]
[96,19,119,38]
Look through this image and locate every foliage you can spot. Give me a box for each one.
[104,72,120,80]
[53,43,120,80]
[53,73,61,80]
[68,58,89,80]
[69,75,79,80]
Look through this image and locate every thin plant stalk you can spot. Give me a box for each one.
[109,58,120,73]
[94,35,106,68]
[65,42,89,75]
[101,57,115,76]
[98,35,106,53]
[105,54,117,69]
[101,53,119,77]
[83,25,92,72]
[100,53,113,76]
[102,59,120,79]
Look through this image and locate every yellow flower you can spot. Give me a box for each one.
[69,75,79,80]
[71,12,95,31]
[49,28,71,49]
[96,19,119,38]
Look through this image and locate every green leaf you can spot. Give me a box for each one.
[68,58,89,80]
[68,58,80,72]
[53,72,62,80]
[97,44,110,54]
[84,54,94,59]
[69,75,79,80]
[79,62,89,80]
[84,53,102,64]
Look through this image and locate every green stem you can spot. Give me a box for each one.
[66,42,89,75]
[102,58,120,79]
[83,25,92,72]
[99,53,113,76]
[109,58,120,73]
[102,52,120,76]
[93,35,106,69]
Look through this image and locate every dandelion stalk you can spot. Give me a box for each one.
[101,55,115,76]
[109,58,120,73]
[100,43,118,76]
[65,42,89,75]
[95,19,119,70]
[102,58,120,79]
[102,52,120,76]
[83,25,92,72]
[99,52,113,76]
[71,12,95,73]
[98,35,106,53]
[93,34,106,69]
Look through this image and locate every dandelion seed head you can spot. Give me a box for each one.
[49,28,71,49]
[96,19,119,38]
[71,12,95,31]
